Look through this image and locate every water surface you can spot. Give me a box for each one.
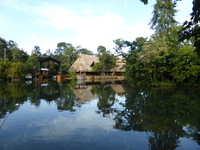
[0,81,199,150]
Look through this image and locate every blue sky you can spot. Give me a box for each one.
[0,0,193,54]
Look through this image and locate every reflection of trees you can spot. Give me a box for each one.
[0,81,79,119]
[0,82,31,119]
[112,87,200,149]
[92,84,116,117]
[0,81,199,147]
[32,81,79,111]
[55,81,78,111]
[148,131,179,150]
[39,81,61,101]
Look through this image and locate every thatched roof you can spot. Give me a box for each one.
[69,54,126,73]
[69,54,99,72]
[111,58,126,72]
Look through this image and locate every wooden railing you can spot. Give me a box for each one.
[86,75,124,81]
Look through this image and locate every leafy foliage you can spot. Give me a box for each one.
[0,58,10,79]
[93,46,117,74]
[180,0,200,55]
[6,62,25,79]
[149,0,177,36]
[54,42,93,74]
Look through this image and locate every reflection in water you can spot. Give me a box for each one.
[74,84,98,102]
[0,81,199,150]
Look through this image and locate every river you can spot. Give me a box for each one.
[0,81,199,150]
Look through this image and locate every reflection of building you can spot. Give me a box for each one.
[110,84,125,96]
[73,84,125,102]
[74,85,98,102]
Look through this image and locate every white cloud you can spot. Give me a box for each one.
[1,0,153,54]
[22,2,152,52]
[28,108,115,139]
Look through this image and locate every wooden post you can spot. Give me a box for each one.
[39,75,43,82]
[57,75,62,83]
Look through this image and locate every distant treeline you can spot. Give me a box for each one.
[1,31,200,85]
[0,38,95,80]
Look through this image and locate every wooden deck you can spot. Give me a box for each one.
[38,75,124,83]
[85,75,124,82]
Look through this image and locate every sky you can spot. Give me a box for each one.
[0,0,193,54]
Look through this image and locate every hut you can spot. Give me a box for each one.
[69,54,126,80]
[110,58,126,75]
[69,54,99,76]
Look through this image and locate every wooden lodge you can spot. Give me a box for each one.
[69,54,126,81]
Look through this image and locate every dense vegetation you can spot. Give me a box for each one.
[0,0,200,85]
[0,40,94,79]
[114,0,200,85]
[0,38,117,80]
[92,45,117,74]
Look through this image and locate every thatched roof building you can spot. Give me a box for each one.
[69,54,99,73]
[69,54,126,74]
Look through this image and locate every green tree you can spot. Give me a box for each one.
[26,53,40,78]
[114,37,147,59]
[7,40,18,49]
[32,45,41,55]
[0,37,7,59]
[97,45,106,54]
[113,39,126,57]
[6,62,25,79]
[149,0,177,36]
[123,38,148,82]
[76,46,93,55]
[170,44,200,83]
[139,0,181,5]
[11,48,28,63]
[0,38,13,61]
[181,0,200,55]
[140,0,200,55]
[54,42,79,74]
[93,46,116,74]
[113,37,149,83]
[54,42,68,56]
[0,58,10,79]
[140,0,148,4]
